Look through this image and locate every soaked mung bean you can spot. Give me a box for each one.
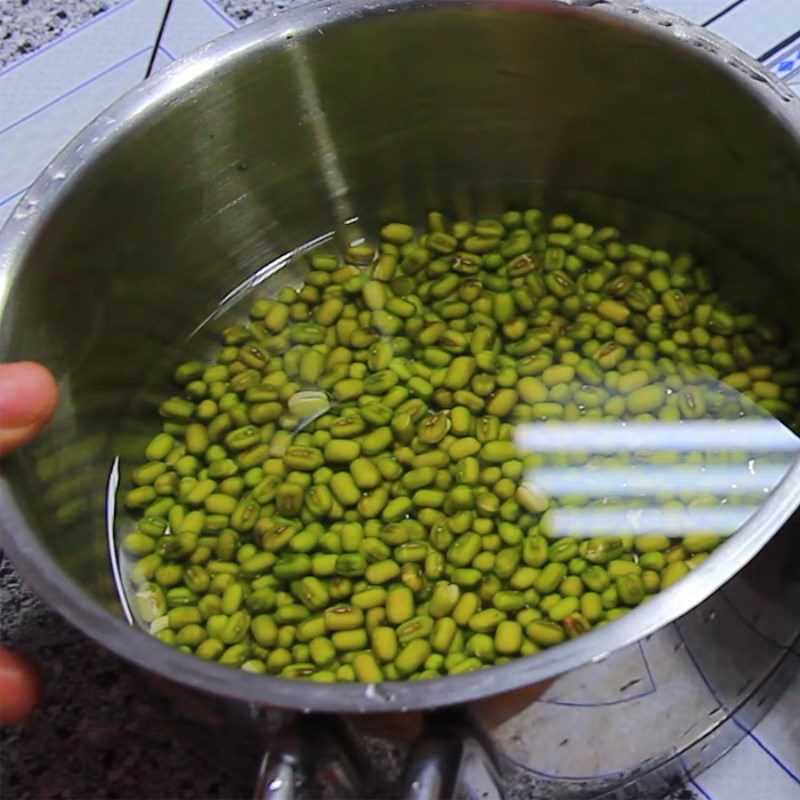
[123,209,800,682]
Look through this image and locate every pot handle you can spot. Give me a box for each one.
[400,711,505,800]
[253,710,504,800]
[253,715,376,800]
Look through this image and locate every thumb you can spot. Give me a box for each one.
[0,362,58,456]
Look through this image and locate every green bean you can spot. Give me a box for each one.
[351,586,387,609]
[520,535,548,568]
[323,604,363,631]
[480,441,517,463]
[683,534,721,553]
[526,620,567,647]
[580,592,603,622]
[534,563,568,594]
[219,643,251,667]
[127,208,800,683]
[548,596,580,622]
[352,652,383,682]
[468,608,507,632]
[332,629,368,652]
[581,537,624,564]
[395,639,431,676]
[495,620,523,654]
[563,612,591,638]
[369,626,398,662]
[661,561,690,589]
[396,615,434,644]
[167,606,202,630]
[444,356,476,390]
[386,585,415,624]
[381,223,415,245]
[447,533,481,567]
[429,583,461,618]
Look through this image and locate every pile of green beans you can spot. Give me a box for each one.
[123,209,800,682]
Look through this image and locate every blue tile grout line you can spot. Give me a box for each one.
[0,0,142,78]
[542,641,657,707]
[760,30,800,63]
[542,688,657,708]
[506,753,641,783]
[674,623,800,787]
[0,46,151,138]
[639,637,657,690]
[766,44,800,69]
[0,0,239,214]
[691,776,714,800]
[512,644,659,776]
[679,754,714,800]
[509,738,716,785]
[733,721,800,787]
[0,45,151,208]
[0,186,27,209]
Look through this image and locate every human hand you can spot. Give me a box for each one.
[0,361,58,724]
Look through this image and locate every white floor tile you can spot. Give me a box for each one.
[160,0,238,62]
[651,0,734,24]
[0,0,166,131]
[707,0,800,58]
[0,48,151,217]
[695,732,800,800]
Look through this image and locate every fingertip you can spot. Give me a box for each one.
[0,362,58,455]
[0,645,43,725]
[0,361,58,423]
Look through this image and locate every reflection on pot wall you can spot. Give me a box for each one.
[474,512,800,799]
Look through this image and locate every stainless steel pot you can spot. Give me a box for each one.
[1,1,799,797]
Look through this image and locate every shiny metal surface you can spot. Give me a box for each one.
[401,712,503,800]
[253,716,374,799]
[256,758,297,800]
[1,0,799,758]
[482,511,800,798]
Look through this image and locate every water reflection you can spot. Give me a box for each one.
[516,419,800,539]
[536,506,762,538]
[515,420,800,453]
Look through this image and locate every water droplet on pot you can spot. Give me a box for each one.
[14,199,38,219]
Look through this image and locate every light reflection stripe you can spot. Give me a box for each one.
[525,463,790,496]
[515,420,800,453]
[543,505,760,537]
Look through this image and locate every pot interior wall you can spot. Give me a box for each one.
[3,2,800,609]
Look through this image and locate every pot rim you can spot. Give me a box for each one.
[1,0,799,713]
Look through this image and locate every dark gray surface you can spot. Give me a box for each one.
[0,555,244,800]
[217,0,304,24]
[0,0,302,67]
[0,1,125,67]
